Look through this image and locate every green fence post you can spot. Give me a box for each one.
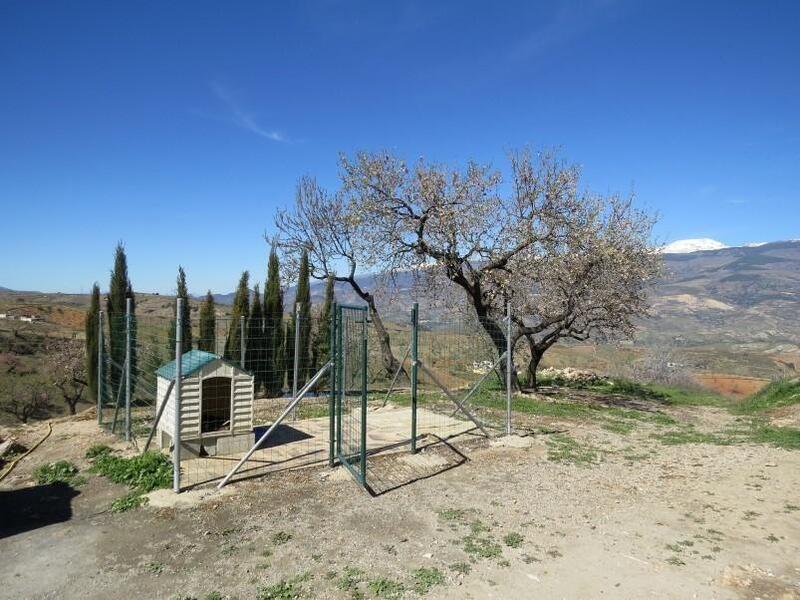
[410,303,419,454]
[328,302,337,468]
[360,308,368,486]
[336,307,343,458]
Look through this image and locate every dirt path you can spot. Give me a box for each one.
[1,405,799,599]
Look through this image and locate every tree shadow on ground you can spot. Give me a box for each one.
[0,482,79,539]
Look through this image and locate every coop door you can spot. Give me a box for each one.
[202,376,232,433]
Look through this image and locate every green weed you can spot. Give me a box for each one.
[411,567,445,595]
[111,491,147,512]
[367,578,404,599]
[503,532,524,548]
[546,434,602,465]
[271,531,292,545]
[449,562,471,575]
[34,461,84,486]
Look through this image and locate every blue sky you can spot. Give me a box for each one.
[1,0,798,294]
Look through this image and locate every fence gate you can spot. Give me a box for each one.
[335,304,368,488]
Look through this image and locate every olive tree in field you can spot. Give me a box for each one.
[275,176,403,378]
[505,196,661,388]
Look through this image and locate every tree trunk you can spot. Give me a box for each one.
[474,312,519,392]
[341,276,401,379]
[526,343,543,390]
[366,297,401,377]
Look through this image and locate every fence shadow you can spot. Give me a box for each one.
[365,434,469,497]
[0,482,79,539]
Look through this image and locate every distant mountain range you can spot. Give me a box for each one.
[197,240,800,351]
[4,240,799,355]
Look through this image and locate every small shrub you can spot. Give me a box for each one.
[34,461,84,486]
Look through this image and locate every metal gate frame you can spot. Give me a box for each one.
[334,304,369,488]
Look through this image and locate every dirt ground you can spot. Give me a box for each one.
[694,373,770,399]
[1,398,799,600]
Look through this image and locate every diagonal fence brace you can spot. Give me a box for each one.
[381,341,412,407]
[448,351,507,419]
[217,361,331,489]
[417,360,490,437]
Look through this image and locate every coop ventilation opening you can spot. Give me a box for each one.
[202,376,231,433]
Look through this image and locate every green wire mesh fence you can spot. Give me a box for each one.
[97,301,514,492]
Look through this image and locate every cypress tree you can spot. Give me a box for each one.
[168,266,193,358]
[293,250,312,388]
[263,246,284,397]
[85,283,100,404]
[246,284,266,393]
[312,275,335,378]
[106,243,136,400]
[224,271,250,364]
[198,291,216,352]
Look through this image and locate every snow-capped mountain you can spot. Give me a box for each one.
[661,238,728,254]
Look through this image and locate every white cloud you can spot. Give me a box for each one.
[210,82,285,142]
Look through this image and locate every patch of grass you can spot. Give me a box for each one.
[653,428,736,446]
[657,385,730,408]
[784,504,800,512]
[91,450,172,492]
[463,534,502,559]
[746,422,800,450]
[469,519,490,535]
[766,533,780,543]
[145,561,164,574]
[271,531,292,545]
[734,379,800,414]
[546,434,602,465]
[34,460,85,486]
[449,562,471,575]
[367,578,404,599]
[336,567,365,592]
[90,449,172,512]
[111,491,147,512]
[411,567,445,595]
[438,508,467,522]
[85,443,113,459]
[666,556,686,566]
[602,420,635,435]
[256,578,305,600]
[502,532,524,548]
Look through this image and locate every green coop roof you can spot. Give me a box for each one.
[156,350,224,380]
